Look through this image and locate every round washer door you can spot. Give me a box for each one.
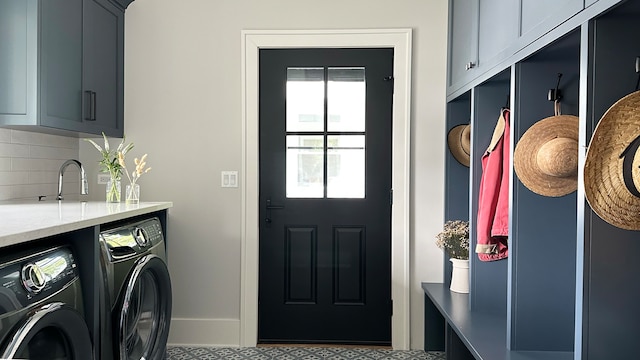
[0,302,92,360]
[118,254,172,360]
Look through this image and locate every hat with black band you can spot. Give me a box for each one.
[584,90,640,230]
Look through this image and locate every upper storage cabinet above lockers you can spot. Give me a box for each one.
[447,0,517,95]
[0,0,131,137]
[517,0,583,53]
[447,0,624,100]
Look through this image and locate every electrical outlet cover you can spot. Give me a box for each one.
[97,173,111,185]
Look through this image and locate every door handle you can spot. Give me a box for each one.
[265,199,284,224]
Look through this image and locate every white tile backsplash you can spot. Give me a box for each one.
[30,145,78,160]
[0,129,11,143]
[0,172,29,186]
[0,129,80,201]
[0,158,10,171]
[0,143,30,158]
[10,130,79,149]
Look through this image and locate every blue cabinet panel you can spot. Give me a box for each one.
[448,0,479,92]
[40,0,84,130]
[0,0,37,126]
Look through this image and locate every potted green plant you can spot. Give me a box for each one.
[435,220,470,293]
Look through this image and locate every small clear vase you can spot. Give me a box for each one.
[126,183,140,204]
[106,179,121,203]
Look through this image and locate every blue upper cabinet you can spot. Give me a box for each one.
[447,0,518,96]
[477,0,518,82]
[0,0,129,137]
[447,0,588,98]
[517,0,584,51]
[111,0,135,10]
[0,0,38,127]
[81,0,124,137]
[447,0,479,94]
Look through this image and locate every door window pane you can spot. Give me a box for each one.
[287,68,324,132]
[287,135,324,198]
[327,68,365,132]
[327,135,365,198]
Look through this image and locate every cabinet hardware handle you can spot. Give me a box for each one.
[91,91,97,121]
[84,91,97,121]
[84,91,93,121]
[465,62,476,70]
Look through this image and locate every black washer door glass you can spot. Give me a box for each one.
[124,271,160,359]
[17,326,70,360]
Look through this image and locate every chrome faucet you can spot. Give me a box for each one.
[57,159,88,200]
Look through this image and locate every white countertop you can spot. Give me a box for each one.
[0,200,173,249]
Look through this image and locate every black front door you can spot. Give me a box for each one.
[258,48,394,344]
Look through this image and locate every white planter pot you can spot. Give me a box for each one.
[450,258,469,293]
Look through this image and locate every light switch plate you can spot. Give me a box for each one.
[221,171,238,188]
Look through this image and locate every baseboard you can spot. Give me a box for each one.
[168,318,240,347]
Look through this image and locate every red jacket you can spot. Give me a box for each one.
[476,109,509,261]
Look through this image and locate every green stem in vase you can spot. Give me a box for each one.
[107,173,121,202]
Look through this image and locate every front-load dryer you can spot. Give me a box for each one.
[0,245,92,359]
[99,217,172,360]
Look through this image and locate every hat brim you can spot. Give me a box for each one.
[514,115,579,197]
[447,124,470,167]
[584,90,640,230]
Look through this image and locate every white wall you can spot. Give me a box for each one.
[80,0,449,349]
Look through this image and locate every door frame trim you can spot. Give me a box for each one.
[240,29,412,349]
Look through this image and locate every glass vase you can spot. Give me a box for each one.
[126,183,140,204]
[106,179,121,203]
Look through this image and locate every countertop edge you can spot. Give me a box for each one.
[0,201,173,249]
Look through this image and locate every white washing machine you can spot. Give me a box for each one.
[99,216,172,360]
[0,245,92,359]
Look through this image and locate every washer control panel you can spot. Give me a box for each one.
[21,263,47,294]
[135,219,163,246]
[0,247,78,311]
[101,217,164,261]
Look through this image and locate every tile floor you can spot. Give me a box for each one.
[166,346,446,359]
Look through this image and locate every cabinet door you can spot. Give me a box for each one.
[448,0,479,92]
[519,0,583,46]
[0,0,37,126]
[83,0,124,137]
[112,0,135,9]
[477,0,517,72]
[40,0,84,131]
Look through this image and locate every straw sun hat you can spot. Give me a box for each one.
[584,90,640,230]
[447,124,471,167]
[514,110,579,197]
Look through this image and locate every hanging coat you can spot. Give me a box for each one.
[476,109,509,261]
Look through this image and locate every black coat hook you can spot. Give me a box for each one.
[548,73,563,101]
[502,94,510,111]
